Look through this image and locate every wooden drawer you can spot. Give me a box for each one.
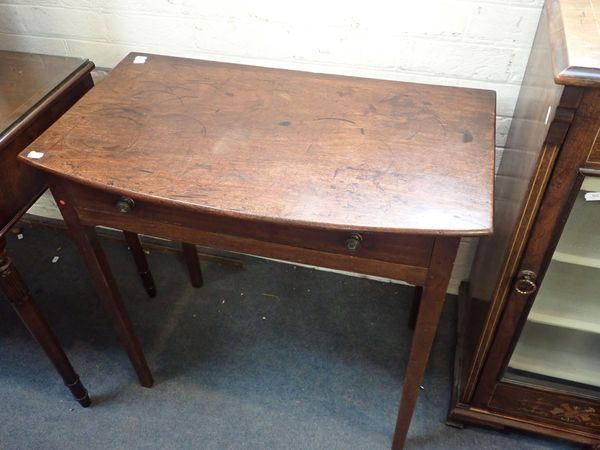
[62,182,434,271]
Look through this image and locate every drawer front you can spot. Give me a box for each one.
[63,183,434,269]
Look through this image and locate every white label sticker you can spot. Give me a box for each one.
[584,192,600,201]
[544,105,552,125]
[133,55,147,64]
[27,150,44,159]
[51,256,60,263]
[17,233,23,240]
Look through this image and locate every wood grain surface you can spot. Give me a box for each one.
[21,53,495,236]
[0,52,94,235]
[548,0,600,86]
[0,51,88,135]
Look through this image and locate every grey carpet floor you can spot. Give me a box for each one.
[0,226,579,450]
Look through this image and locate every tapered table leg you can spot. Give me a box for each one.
[52,185,154,388]
[392,237,460,450]
[407,286,423,329]
[0,237,91,407]
[181,243,203,288]
[123,231,157,297]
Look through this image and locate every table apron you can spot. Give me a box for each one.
[84,207,430,285]
[57,182,435,286]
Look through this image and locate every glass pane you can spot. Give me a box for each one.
[0,51,87,136]
[506,176,600,391]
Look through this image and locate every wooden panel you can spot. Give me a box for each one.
[489,382,600,433]
[21,53,495,236]
[449,402,599,445]
[460,8,571,402]
[585,117,600,167]
[0,64,94,235]
[547,0,600,87]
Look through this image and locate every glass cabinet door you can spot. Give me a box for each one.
[505,176,600,391]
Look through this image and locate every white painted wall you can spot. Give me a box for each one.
[0,0,544,292]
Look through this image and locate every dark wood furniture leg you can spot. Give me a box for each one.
[181,243,203,288]
[407,286,423,329]
[392,238,460,450]
[52,185,153,388]
[0,237,91,406]
[123,231,157,298]
[124,231,203,294]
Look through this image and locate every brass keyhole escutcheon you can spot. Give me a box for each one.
[116,197,135,213]
[514,269,538,295]
[345,233,363,252]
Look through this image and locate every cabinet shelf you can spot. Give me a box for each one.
[528,261,600,333]
[581,176,600,192]
[509,322,600,388]
[552,186,600,269]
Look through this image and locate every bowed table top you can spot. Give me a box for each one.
[20,53,495,237]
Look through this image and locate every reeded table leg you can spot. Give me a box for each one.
[181,243,203,288]
[52,184,154,388]
[123,231,157,297]
[392,237,460,450]
[0,237,91,407]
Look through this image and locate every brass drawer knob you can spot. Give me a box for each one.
[116,197,135,213]
[514,270,538,295]
[345,233,363,251]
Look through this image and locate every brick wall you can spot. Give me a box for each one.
[0,0,544,292]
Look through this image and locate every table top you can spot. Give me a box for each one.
[21,53,495,236]
[547,0,600,86]
[0,51,89,137]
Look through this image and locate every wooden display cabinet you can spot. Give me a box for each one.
[448,0,600,447]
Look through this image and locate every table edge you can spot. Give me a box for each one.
[0,60,95,149]
[17,164,494,237]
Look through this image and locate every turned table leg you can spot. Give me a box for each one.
[123,231,157,298]
[52,185,153,388]
[181,243,203,288]
[392,237,460,450]
[0,237,91,407]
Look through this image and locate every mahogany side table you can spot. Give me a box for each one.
[0,51,94,406]
[20,53,495,448]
